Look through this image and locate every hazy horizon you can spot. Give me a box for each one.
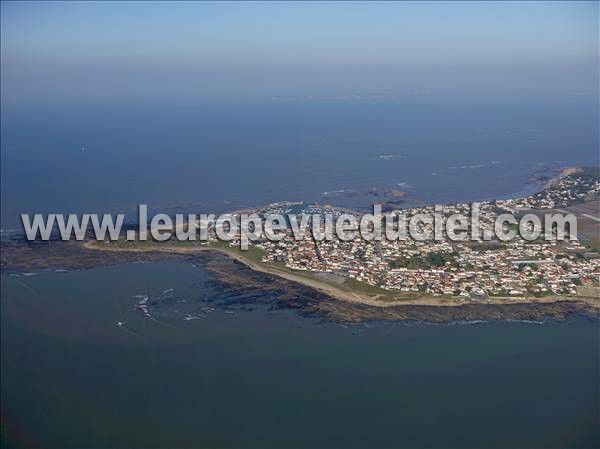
[2,1,598,107]
[1,2,598,229]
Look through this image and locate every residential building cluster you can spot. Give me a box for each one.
[251,170,599,299]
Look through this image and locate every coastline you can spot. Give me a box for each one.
[3,163,597,322]
[82,241,600,313]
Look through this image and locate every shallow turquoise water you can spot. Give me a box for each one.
[1,261,598,448]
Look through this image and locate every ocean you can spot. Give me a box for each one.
[1,94,598,448]
[1,261,598,448]
[1,93,597,229]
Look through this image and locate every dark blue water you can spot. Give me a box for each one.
[2,94,597,229]
[2,95,599,448]
[2,261,598,448]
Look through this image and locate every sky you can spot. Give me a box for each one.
[1,1,598,106]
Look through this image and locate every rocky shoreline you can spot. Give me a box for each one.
[192,251,598,323]
[1,239,597,324]
[3,164,598,324]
